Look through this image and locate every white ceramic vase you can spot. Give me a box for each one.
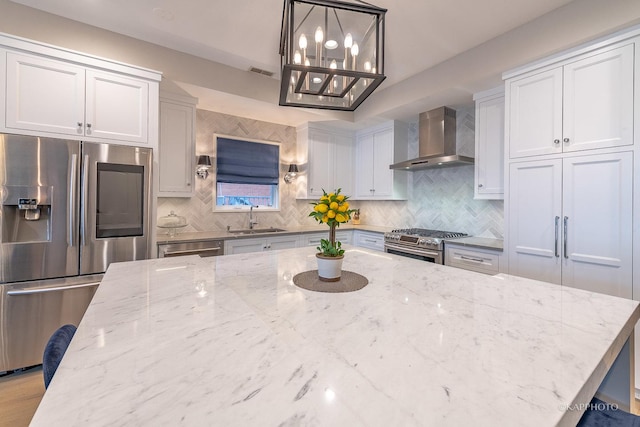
[316,254,344,282]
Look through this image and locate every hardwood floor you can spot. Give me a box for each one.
[0,366,44,427]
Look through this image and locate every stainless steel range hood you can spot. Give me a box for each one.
[390,106,474,171]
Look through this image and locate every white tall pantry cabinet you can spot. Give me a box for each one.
[503,26,640,392]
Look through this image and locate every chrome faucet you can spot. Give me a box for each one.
[249,205,258,229]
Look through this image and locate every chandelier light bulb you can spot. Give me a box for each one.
[294,51,301,64]
[330,59,337,69]
[299,34,307,50]
[344,33,353,49]
[351,42,359,56]
[315,27,324,43]
[364,61,371,72]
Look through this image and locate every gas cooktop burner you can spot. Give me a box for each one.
[390,228,468,239]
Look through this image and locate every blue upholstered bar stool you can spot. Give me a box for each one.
[42,324,77,389]
[577,397,640,426]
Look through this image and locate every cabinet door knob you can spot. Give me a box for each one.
[478,184,483,188]
[563,137,569,143]
[553,139,560,144]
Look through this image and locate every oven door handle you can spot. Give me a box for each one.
[384,243,440,258]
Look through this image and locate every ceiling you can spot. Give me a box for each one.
[7,0,637,126]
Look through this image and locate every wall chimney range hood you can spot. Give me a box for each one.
[390,107,474,171]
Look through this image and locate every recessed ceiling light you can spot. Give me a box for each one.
[312,77,322,84]
[324,40,338,49]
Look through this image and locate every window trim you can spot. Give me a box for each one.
[212,134,282,212]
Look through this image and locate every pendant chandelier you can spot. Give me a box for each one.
[279,0,387,111]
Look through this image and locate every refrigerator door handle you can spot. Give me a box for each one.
[563,216,569,259]
[7,281,100,295]
[68,153,77,246]
[554,216,560,258]
[81,154,90,248]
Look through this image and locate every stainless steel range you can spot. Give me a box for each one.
[384,228,467,264]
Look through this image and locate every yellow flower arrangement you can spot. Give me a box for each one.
[309,189,355,257]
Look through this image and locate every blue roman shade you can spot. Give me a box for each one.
[216,137,280,185]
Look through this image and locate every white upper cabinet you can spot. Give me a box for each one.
[84,69,149,143]
[306,128,333,197]
[5,52,86,136]
[562,45,634,153]
[297,124,354,199]
[354,121,408,200]
[473,87,505,199]
[1,34,160,146]
[508,43,634,159]
[158,93,197,197]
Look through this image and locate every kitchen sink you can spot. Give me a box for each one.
[228,228,286,235]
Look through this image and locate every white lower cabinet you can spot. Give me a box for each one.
[508,151,633,298]
[353,230,384,252]
[300,231,353,248]
[224,235,298,255]
[445,244,501,275]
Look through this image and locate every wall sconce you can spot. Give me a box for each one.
[284,164,299,183]
[196,155,212,179]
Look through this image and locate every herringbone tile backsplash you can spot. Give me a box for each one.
[158,107,504,238]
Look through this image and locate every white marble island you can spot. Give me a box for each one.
[31,247,639,426]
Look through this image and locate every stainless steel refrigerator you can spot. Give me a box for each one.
[0,134,152,372]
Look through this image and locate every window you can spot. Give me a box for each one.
[214,135,280,210]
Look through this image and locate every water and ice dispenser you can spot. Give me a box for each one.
[1,186,52,243]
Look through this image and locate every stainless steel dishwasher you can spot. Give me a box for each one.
[157,240,224,258]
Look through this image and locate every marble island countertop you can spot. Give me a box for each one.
[31,247,639,426]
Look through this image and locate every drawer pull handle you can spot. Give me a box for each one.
[459,255,484,264]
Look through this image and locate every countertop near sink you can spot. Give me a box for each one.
[156,224,394,244]
[444,236,504,252]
